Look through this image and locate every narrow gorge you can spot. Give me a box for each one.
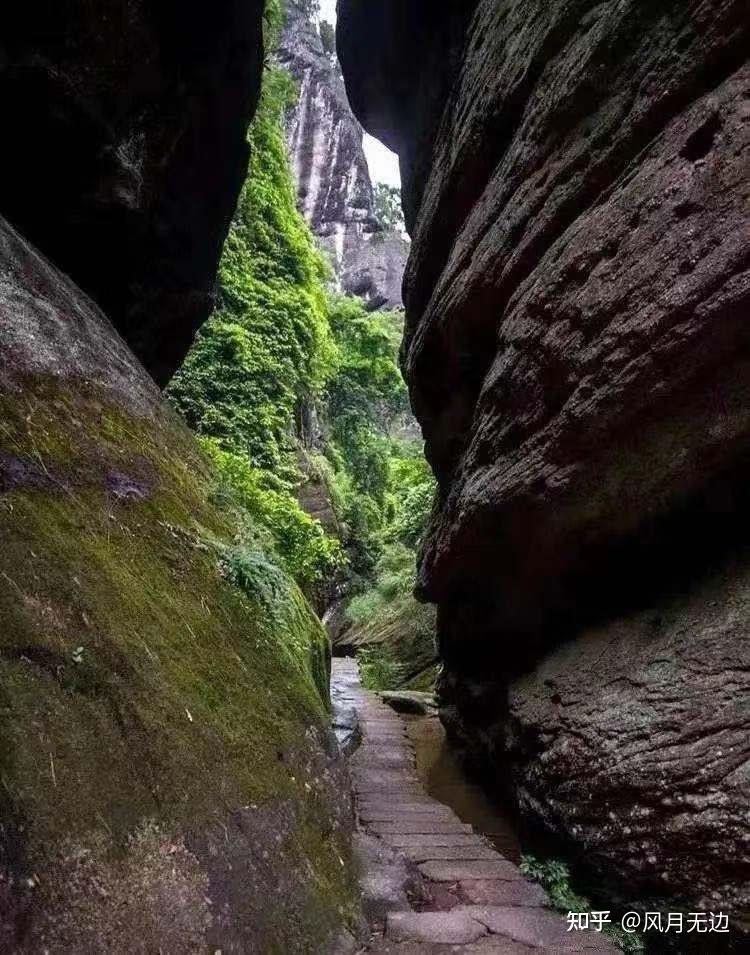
[0,1,747,952]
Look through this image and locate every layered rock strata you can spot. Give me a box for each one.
[279,0,408,309]
[339,0,750,921]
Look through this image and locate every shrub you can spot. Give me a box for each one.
[357,644,405,691]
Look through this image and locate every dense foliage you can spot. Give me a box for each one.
[319,20,336,57]
[169,4,437,686]
[168,42,342,600]
[373,183,406,232]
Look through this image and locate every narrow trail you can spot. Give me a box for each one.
[332,658,618,954]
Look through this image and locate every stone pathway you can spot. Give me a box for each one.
[331,658,619,954]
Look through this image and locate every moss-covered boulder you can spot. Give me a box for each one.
[0,216,359,952]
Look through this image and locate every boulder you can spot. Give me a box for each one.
[0,1,265,383]
[0,215,358,952]
[339,0,750,920]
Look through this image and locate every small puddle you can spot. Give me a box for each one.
[404,712,522,864]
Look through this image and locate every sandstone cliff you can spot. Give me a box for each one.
[279,0,408,310]
[0,5,363,949]
[0,1,265,384]
[0,213,358,953]
[339,0,750,924]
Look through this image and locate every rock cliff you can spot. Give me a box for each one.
[279,0,408,309]
[339,0,750,923]
[0,1,265,384]
[0,214,358,952]
[0,5,363,949]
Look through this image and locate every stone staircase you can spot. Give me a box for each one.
[331,658,619,953]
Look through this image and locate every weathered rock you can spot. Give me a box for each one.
[0,1,265,383]
[339,0,750,921]
[443,553,750,914]
[380,691,437,716]
[279,0,408,309]
[0,216,358,951]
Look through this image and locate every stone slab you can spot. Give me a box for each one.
[418,860,522,883]
[382,833,487,848]
[386,910,488,945]
[457,879,548,907]
[401,845,499,863]
[359,808,458,823]
[373,821,474,835]
[453,907,619,952]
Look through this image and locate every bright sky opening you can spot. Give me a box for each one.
[317,0,401,187]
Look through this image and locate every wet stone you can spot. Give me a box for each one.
[418,861,522,883]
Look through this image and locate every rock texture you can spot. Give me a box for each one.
[0,216,359,952]
[0,1,265,384]
[279,0,408,309]
[339,0,750,923]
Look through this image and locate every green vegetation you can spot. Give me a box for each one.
[319,20,336,57]
[373,183,406,232]
[520,856,645,953]
[167,50,342,603]
[169,0,437,692]
[0,376,357,950]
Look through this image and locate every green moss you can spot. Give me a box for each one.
[0,376,355,943]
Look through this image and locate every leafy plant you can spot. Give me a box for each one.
[203,439,344,596]
[520,856,645,953]
[357,644,405,691]
[373,183,405,232]
[319,20,336,57]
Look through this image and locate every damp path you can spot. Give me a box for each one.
[404,711,521,864]
[332,658,619,953]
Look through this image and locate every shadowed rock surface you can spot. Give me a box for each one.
[279,0,408,309]
[0,216,359,952]
[339,0,750,922]
[0,0,265,384]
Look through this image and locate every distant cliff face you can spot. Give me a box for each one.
[339,0,750,922]
[278,0,408,310]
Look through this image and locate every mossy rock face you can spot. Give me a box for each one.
[0,218,359,952]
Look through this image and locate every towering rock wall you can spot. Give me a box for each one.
[0,1,265,384]
[278,0,408,310]
[0,5,362,950]
[339,0,750,922]
[0,216,357,952]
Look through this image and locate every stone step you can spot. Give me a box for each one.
[417,860,522,883]
[386,910,488,945]
[382,833,488,848]
[372,821,474,836]
[386,907,619,951]
[457,878,548,907]
[357,799,442,812]
[401,845,499,863]
[365,940,532,954]
[358,808,459,823]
